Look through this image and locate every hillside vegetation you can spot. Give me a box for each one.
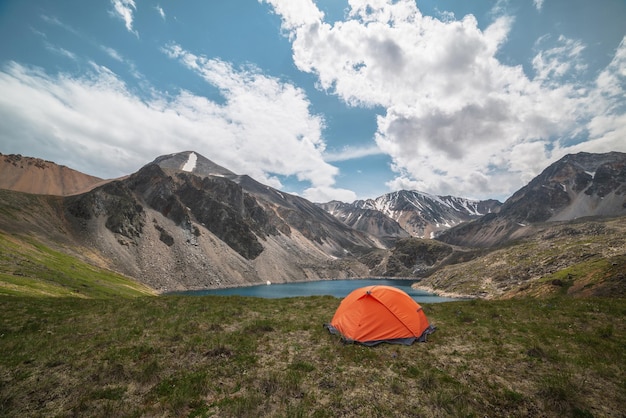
[0,152,625,416]
[0,232,154,298]
[0,235,624,417]
[417,216,626,299]
[1,293,624,417]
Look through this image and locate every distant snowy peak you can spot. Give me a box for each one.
[357,190,498,220]
[319,190,502,239]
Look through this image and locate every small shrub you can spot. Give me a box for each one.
[244,320,275,334]
[138,359,160,384]
[526,345,547,359]
[503,388,524,403]
[205,345,233,358]
[456,310,475,324]
[402,364,421,379]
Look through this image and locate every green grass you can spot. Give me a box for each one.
[0,228,624,416]
[1,294,624,417]
[0,232,154,298]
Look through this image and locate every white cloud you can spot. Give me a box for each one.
[40,14,81,36]
[0,58,347,202]
[44,43,77,61]
[156,5,166,20]
[302,186,357,203]
[162,43,341,193]
[101,46,123,62]
[323,144,382,162]
[111,0,138,35]
[533,0,545,12]
[263,0,626,200]
[551,36,626,155]
[263,0,324,32]
[532,35,587,85]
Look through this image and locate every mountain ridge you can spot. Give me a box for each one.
[438,151,626,247]
[1,149,625,297]
[318,190,502,240]
[0,151,381,292]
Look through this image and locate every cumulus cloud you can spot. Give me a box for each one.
[111,0,137,35]
[161,44,346,195]
[263,0,626,200]
[0,59,352,202]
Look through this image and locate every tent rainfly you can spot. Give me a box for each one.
[324,285,435,346]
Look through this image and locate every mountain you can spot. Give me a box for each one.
[0,151,381,292]
[417,216,626,299]
[0,153,106,196]
[438,152,626,247]
[319,190,501,240]
[316,200,410,246]
[1,150,625,297]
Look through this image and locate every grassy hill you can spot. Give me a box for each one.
[1,291,625,416]
[0,232,154,298]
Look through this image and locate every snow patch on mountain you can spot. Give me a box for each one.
[319,190,502,240]
[182,152,197,172]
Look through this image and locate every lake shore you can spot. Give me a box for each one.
[410,283,479,300]
[161,276,479,301]
[165,278,462,302]
[160,276,419,295]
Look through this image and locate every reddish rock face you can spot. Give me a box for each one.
[0,153,106,196]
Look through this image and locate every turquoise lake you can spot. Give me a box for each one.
[172,278,460,303]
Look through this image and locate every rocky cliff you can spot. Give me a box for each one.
[319,190,501,240]
[1,151,381,292]
[438,152,626,247]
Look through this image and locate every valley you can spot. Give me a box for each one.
[1,150,625,298]
[0,150,625,417]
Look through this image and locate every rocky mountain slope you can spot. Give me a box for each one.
[415,216,626,299]
[0,153,106,196]
[0,151,381,292]
[438,152,626,247]
[319,190,501,239]
[1,150,624,298]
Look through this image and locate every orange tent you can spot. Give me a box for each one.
[324,285,435,346]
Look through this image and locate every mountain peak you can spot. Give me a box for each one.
[438,151,626,247]
[151,151,236,178]
[319,189,502,239]
[500,151,626,223]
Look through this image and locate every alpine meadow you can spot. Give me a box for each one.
[2,0,626,416]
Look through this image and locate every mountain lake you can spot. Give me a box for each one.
[171,278,460,303]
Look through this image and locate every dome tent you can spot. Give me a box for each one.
[324,285,435,346]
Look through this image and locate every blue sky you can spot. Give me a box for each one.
[0,0,625,203]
